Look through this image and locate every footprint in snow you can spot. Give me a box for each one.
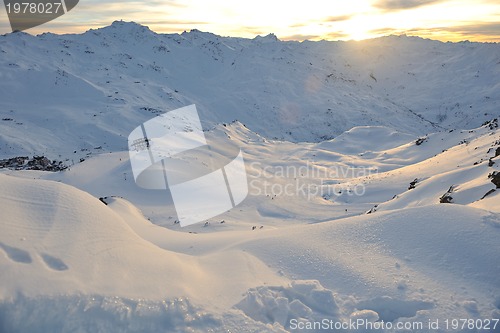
[0,242,32,264]
[0,243,68,271]
[40,253,68,271]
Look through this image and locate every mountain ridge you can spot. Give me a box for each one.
[0,20,498,161]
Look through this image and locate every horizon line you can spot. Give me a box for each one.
[3,20,499,45]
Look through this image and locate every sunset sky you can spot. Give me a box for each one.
[1,0,499,42]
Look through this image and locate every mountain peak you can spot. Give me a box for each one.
[110,20,145,28]
[94,20,155,36]
[253,33,279,43]
[181,29,222,41]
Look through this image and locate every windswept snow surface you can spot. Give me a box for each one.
[0,22,500,332]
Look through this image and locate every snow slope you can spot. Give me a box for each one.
[1,172,500,331]
[1,119,499,331]
[0,174,285,304]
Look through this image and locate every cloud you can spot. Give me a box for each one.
[401,23,500,41]
[368,22,500,42]
[289,22,307,28]
[133,20,209,26]
[281,34,322,41]
[373,0,445,10]
[239,26,268,35]
[368,27,403,35]
[324,31,350,40]
[444,22,500,37]
[323,15,353,22]
[81,0,187,7]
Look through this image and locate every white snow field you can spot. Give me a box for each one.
[0,22,500,332]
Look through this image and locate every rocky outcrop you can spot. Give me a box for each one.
[0,156,66,171]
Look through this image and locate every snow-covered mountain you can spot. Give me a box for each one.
[0,20,499,160]
[0,22,499,332]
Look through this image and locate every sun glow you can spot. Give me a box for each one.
[0,0,498,42]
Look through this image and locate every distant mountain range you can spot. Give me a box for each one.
[0,20,498,161]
